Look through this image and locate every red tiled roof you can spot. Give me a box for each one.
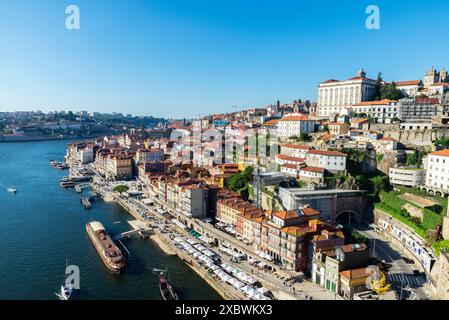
[277,154,306,162]
[307,150,347,157]
[429,149,449,157]
[279,115,313,122]
[301,207,321,216]
[272,210,299,220]
[378,137,396,142]
[340,267,371,280]
[395,80,422,86]
[300,166,324,173]
[281,144,313,150]
[354,99,397,106]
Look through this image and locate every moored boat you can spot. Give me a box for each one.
[157,269,178,300]
[86,221,125,273]
[7,188,17,193]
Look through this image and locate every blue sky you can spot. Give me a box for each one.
[0,0,448,118]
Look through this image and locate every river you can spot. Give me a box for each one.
[0,140,220,300]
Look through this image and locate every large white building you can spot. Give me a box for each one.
[425,150,449,192]
[389,167,425,187]
[305,150,347,173]
[351,99,399,123]
[395,80,423,97]
[276,114,315,139]
[316,69,377,118]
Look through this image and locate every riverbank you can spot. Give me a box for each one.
[150,232,176,256]
[90,178,228,299]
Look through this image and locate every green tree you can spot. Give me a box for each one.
[113,185,129,193]
[374,72,383,101]
[436,137,449,148]
[379,82,404,100]
[369,175,391,194]
[226,166,254,193]
[404,150,425,166]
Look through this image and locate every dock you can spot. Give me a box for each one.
[75,185,82,193]
[115,220,153,240]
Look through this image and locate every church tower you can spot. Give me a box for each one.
[357,68,367,78]
[424,67,440,87]
[440,68,449,83]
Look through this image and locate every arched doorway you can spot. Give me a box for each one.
[336,210,360,227]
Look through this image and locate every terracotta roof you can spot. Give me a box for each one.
[279,115,313,122]
[272,210,299,220]
[340,267,371,280]
[321,79,340,84]
[354,99,397,106]
[395,80,422,86]
[301,207,321,216]
[378,137,396,142]
[281,225,314,237]
[308,150,347,157]
[429,149,449,157]
[351,118,369,124]
[300,166,324,173]
[318,133,332,141]
[281,144,313,150]
[262,119,279,126]
[277,154,306,162]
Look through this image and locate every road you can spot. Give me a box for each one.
[351,222,435,300]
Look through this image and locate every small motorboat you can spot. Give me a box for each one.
[7,188,17,193]
[57,284,74,301]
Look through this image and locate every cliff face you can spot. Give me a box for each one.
[430,252,449,300]
[377,152,402,175]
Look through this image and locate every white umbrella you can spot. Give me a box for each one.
[222,274,232,282]
[233,280,244,289]
[193,251,202,258]
[247,288,258,299]
[241,285,252,294]
[253,293,263,300]
[236,272,247,281]
[213,267,222,274]
[210,264,220,271]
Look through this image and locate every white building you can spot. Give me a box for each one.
[351,99,399,123]
[78,145,94,164]
[316,69,377,118]
[375,137,398,152]
[425,149,449,192]
[395,80,423,97]
[389,167,425,187]
[429,82,449,97]
[299,166,324,183]
[305,150,347,173]
[280,144,313,158]
[276,114,315,139]
[280,163,299,177]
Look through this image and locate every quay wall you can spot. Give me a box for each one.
[157,231,244,300]
[92,183,239,300]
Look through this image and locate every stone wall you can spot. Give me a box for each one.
[429,252,449,300]
[378,128,449,150]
